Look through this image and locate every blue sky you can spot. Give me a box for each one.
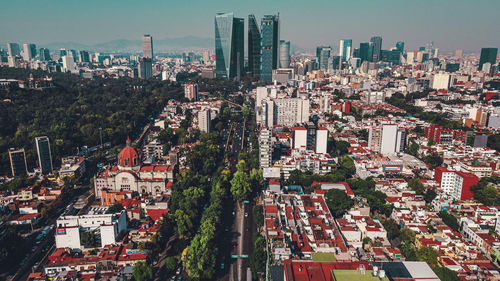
[1,0,499,52]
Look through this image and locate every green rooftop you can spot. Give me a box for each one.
[332,270,390,281]
[311,252,336,262]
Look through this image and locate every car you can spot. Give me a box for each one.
[175,267,182,275]
[232,242,237,248]
[244,213,248,217]
[220,263,225,269]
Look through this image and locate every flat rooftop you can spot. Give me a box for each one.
[332,270,389,281]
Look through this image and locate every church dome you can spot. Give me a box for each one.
[118,137,140,168]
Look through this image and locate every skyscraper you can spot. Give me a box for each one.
[279,40,290,68]
[260,14,280,83]
[184,82,199,101]
[359,42,374,63]
[215,12,244,80]
[316,46,331,71]
[478,48,498,71]
[7,43,20,57]
[138,57,153,79]
[396,41,405,53]
[142,35,153,59]
[370,36,382,61]
[198,109,211,133]
[79,50,90,63]
[23,43,36,61]
[248,14,261,76]
[35,136,53,175]
[39,48,51,61]
[339,39,352,62]
[9,148,28,177]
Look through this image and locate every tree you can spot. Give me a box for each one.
[433,267,460,281]
[400,228,416,244]
[424,189,437,204]
[174,209,194,237]
[427,139,436,146]
[253,205,264,227]
[183,234,217,279]
[408,178,425,195]
[230,160,251,202]
[408,142,419,156]
[80,230,97,248]
[105,203,124,214]
[438,211,459,231]
[383,219,401,242]
[474,185,499,206]
[164,256,177,271]
[417,246,438,268]
[324,189,354,218]
[132,261,153,281]
[250,234,266,276]
[422,153,443,169]
[339,156,356,176]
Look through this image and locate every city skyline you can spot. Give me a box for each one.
[1,0,499,52]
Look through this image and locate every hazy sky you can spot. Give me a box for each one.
[1,0,499,52]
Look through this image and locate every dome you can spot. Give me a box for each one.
[118,137,140,168]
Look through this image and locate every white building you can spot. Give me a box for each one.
[259,128,272,169]
[370,124,406,155]
[292,126,307,150]
[55,210,127,249]
[184,82,198,101]
[315,127,328,154]
[198,109,211,133]
[62,55,78,74]
[432,72,451,90]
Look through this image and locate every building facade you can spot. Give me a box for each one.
[35,136,53,175]
[260,15,280,83]
[215,13,244,80]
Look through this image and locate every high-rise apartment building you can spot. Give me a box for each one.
[39,48,51,61]
[274,98,309,126]
[7,43,20,57]
[369,124,406,155]
[316,46,331,71]
[478,48,498,71]
[184,82,199,101]
[370,36,382,61]
[138,57,153,79]
[9,148,28,177]
[35,136,53,175]
[248,14,261,76]
[434,167,478,200]
[359,42,373,63]
[23,43,36,61]
[259,128,272,168]
[339,39,352,62]
[142,35,153,59]
[432,72,451,90]
[215,13,244,80]
[292,124,328,154]
[198,109,211,133]
[260,14,280,83]
[279,40,290,68]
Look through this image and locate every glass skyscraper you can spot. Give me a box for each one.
[370,36,382,61]
[316,46,331,71]
[396,41,405,53]
[7,43,20,57]
[215,13,244,80]
[339,39,352,62]
[478,48,498,71]
[279,40,290,68]
[248,14,261,77]
[260,14,280,83]
[359,42,374,63]
[9,148,27,177]
[39,48,51,61]
[35,136,53,175]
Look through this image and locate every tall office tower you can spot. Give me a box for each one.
[328,56,341,71]
[279,40,290,68]
[184,82,199,101]
[478,48,498,71]
[455,49,463,59]
[370,36,382,61]
[259,128,272,168]
[396,41,405,53]
[59,48,67,57]
[7,43,21,57]
[202,50,210,63]
[9,148,28,177]
[69,50,78,62]
[339,39,352,62]
[39,48,51,61]
[62,55,77,73]
[198,109,211,133]
[22,43,36,61]
[316,46,331,71]
[359,42,374,63]
[248,14,261,76]
[142,35,153,59]
[35,136,53,175]
[260,14,280,83]
[138,57,153,79]
[79,50,90,63]
[215,13,244,80]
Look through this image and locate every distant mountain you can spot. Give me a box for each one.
[36,36,214,53]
